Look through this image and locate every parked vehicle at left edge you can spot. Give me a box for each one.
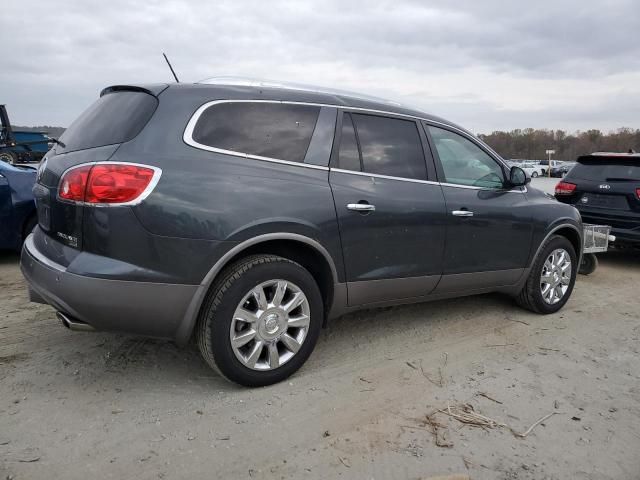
[0,161,37,250]
[0,105,51,165]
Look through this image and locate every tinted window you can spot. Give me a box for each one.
[351,114,426,180]
[59,92,158,153]
[428,126,505,189]
[192,102,320,163]
[337,113,361,171]
[569,159,640,181]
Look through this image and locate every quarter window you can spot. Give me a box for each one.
[428,126,505,189]
[191,102,320,163]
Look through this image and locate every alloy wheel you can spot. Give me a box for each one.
[230,279,311,371]
[540,248,572,304]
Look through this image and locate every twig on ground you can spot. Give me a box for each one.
[425,411,453,448]
[484,343,518,347]
[538,347,561,352]
[476,392,503,404]
[406,361,418,370]
[510,411,560,438]
[338,456,351,468]
[420,359,443,387]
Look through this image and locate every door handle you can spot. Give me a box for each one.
[347,203,376,212]
[452,209,474,217]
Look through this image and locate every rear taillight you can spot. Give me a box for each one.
[636,188,640,200]
[58,163,160,205]
[555,181,576,196]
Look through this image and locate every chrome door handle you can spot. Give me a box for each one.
[452,210,474,217]
[347,203,376,212]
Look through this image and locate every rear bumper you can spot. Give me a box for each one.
[20,234,199,339]
[577,209,640,245]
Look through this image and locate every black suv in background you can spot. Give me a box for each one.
[21,79,583,386]
[556,153,640,247]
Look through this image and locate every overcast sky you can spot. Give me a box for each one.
[2,0,639,133]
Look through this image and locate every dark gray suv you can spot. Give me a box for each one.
[21,79,583,386]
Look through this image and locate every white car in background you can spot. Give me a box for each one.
[508,160,544,178]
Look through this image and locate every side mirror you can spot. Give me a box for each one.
[509,166,530,187]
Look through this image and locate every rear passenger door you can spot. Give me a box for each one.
[329,111,447,306]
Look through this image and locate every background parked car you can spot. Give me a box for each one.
[0,105,51,165]
[0,161,37,250]
[555,152,640,248]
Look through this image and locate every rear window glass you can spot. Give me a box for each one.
[59,92,158,152]
[191,102,320,163]
[351,114,426,180]
[570,159,640,181]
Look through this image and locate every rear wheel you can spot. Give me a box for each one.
[531,171,539,178]
[196,254,323,387]
[516,235,577,314]
[0,151,17,165]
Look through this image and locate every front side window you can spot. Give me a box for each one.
[428,126,505,189]
[191,102,320,163]
[352,114,427,180]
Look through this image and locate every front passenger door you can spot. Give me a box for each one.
[426,124,533,293]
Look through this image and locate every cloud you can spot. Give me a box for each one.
[1,0,639,132]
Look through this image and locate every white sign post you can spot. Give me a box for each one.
[545,149,556,177]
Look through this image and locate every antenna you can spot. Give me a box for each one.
[163,53,180,83]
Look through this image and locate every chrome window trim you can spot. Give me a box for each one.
[183,99,518,188]
[331,168,439,186]
[331,168,526,193]
[56,161,163,207]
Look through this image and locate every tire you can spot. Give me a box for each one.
[516,235,577,314]
[578,253,598,275]
[531,171,538,178]
[196,254,323,387]
[0,151,17,165]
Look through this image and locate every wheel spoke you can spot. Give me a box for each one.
[252,287,268,311]
[283,292,304,313]
[287,313,310,328]
[271,281,287,308]
[268,343,280,368]
[280,333,301,353]
[232,328,257,348]
[234,308,259,324]
[541,273,553,283]
[245,340,264,368]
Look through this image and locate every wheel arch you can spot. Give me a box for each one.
[529,222,583,271]
[175,233,339,345]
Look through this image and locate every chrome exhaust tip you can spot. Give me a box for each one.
[57,312,96,332]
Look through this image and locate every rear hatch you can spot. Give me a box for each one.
[34,87,162,250]
[557,154,640,230]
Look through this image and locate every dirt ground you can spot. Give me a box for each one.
[1,248,639,480]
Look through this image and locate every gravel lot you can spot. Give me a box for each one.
[1,228,639,479]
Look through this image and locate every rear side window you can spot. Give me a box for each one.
[348,114,426,180]
[59,92,158,152]
[192,102,320,163]
[570,159,640,181]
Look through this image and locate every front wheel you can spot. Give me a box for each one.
[531,171,539,178]
[516,235,577,314]
[196,254,323,387]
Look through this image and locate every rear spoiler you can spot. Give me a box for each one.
[100,84,169,97]
[578,153,640,162]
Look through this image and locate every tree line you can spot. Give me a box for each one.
[479,128,640,161]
